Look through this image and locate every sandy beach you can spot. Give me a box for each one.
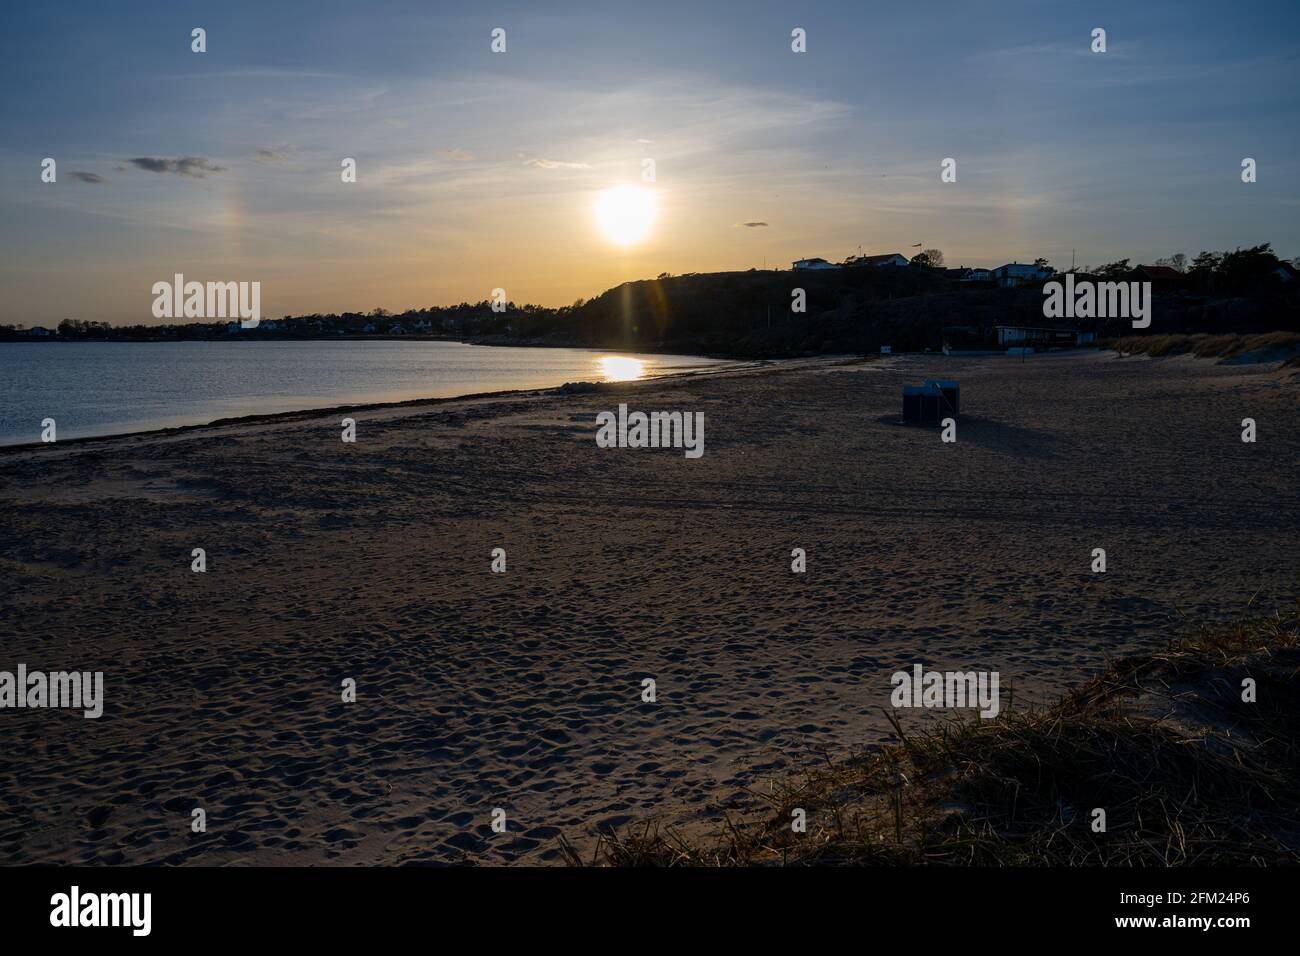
[1,351,1297,865]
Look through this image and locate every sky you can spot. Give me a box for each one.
[2,0,1298,325]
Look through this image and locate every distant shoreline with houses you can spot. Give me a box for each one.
[793,249,1298,289]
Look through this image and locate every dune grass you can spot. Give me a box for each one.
[569,600,1300,866]
[1107,332,1300,361]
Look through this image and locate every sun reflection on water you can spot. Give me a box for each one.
[597,356,646,382]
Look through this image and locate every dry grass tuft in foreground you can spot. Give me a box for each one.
[570,601,1300,866]
[1107,331,1300,363]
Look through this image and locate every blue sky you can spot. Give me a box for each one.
[2,0,1298,324]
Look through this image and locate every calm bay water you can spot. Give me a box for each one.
[0,341,732,446]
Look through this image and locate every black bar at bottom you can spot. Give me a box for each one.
[0,866,1289,943]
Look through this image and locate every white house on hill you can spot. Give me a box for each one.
[859,253,909,267]
[793,257,839,270]
[992,262,1053,287]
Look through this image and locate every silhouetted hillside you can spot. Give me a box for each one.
[566,266,948,355]
[508,267,1300,358]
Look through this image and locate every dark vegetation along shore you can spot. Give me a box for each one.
[9,243,1298,360]
[583,604,1300,866]
[1109,331,1300,366]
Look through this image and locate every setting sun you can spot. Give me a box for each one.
[594,185,655,246]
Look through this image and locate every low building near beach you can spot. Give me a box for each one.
[792,257,838,270]
[994,325,1091,347]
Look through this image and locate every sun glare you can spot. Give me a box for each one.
[595,185,655,246]
[597,356,645,382]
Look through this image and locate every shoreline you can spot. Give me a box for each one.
[0,351,782,454]
[6,344,1292,455]
[0,334,772,363]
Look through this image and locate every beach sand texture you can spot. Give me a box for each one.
[1,352,1297,864]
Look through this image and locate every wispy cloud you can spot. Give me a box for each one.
[736,221,768,228]
[251,145,297,164]
[71,171,107,184]
[127,156,226,178]
[437,147,474,162]
[523,157,591,170]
